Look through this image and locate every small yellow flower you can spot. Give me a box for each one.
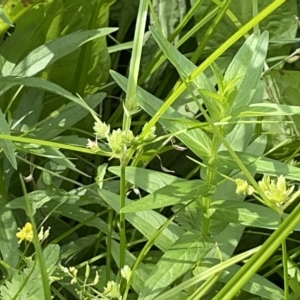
[235,179,254,195]
[16,222,33,244]
[259,175,294,205]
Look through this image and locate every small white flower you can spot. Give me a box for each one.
[235,179,254,195]
[86,139,99,152]
[93,120,110,139]
[121,265,131,281]
[103,281,121,299]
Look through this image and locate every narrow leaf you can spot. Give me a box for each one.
[121,180,214,213]
[139,232,214,300]
[11,28,117,77]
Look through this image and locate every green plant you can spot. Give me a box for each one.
[0,0,300,299]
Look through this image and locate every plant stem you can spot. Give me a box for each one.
[19,174,52,300]
[119,0,148,269]
[119,164,126,268]
[281,214,289,300]
[213,201,300,300]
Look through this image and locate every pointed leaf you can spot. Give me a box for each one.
[110,71,212,160]
[139,232,214,300]
[109,166,184,193]
[11,28,117,77]
[121,180,214,213]
[98,188,184,252]
[0,108,17,169]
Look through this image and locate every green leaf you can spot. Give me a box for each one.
[265,70,300,138]
[98,188,184,252]
[109,166,184,193]
[0,207,18,271]
[0,76,99,119]
[231,103,300,118]
[149,26,220,119]
[214,151,300,182]
[0,107,17,169]
[10,28,116,77]
[7,190,51,216]
[110,70,212,160]
[60,234,97,260]
[7,190,118,238]
[138,232,214,300]
[121,180,214,213]
[111,239,149,294]
[0,0,64,77]
[219,264,285,300]
[224,30,269,111]
[0,0,48,33]
[192,0,297,59]
[0,244,60,300]
[12,88,44,131]
[209,200,300,231]
[35,93,106,140]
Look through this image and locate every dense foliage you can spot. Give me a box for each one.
[0,0,300,299]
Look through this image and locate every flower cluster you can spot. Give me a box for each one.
[102,265,131,299]
[235,179,254,196]
[16,222,50,244]
[88,118,157,161]
[235,175,297,212]
[103,281,121,299]
[61,265,78,285]
[258,175,295,206]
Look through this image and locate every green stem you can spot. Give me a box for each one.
[213,201,300,300]
[123,0,148,130]
[281,215,289,300]
[119,164,126,268]
[191,0,233,63]
[106,209,114,281]
[252,0,259,31]
[119,0,148,270]
[202,136,219,235]
[140,0,285,140]
[19,174,51,300]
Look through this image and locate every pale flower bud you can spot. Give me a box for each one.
[93,120,110,139]
[121,265,131,281]
[103,281,121,299]
[235,179,254,195]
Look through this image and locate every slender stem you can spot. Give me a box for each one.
[106,209,114,281]
[140,0,285,140]
[202,135,219,235]
[281,214,289,300]
[119,164,126,268]
[119,0,148,269]
[252,0,259,31]
[123,0,148,130]
[19,174,51,300]
[214,201,300,300]
[191,0,233,63]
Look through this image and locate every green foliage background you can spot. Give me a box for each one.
[0,0,300,299]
